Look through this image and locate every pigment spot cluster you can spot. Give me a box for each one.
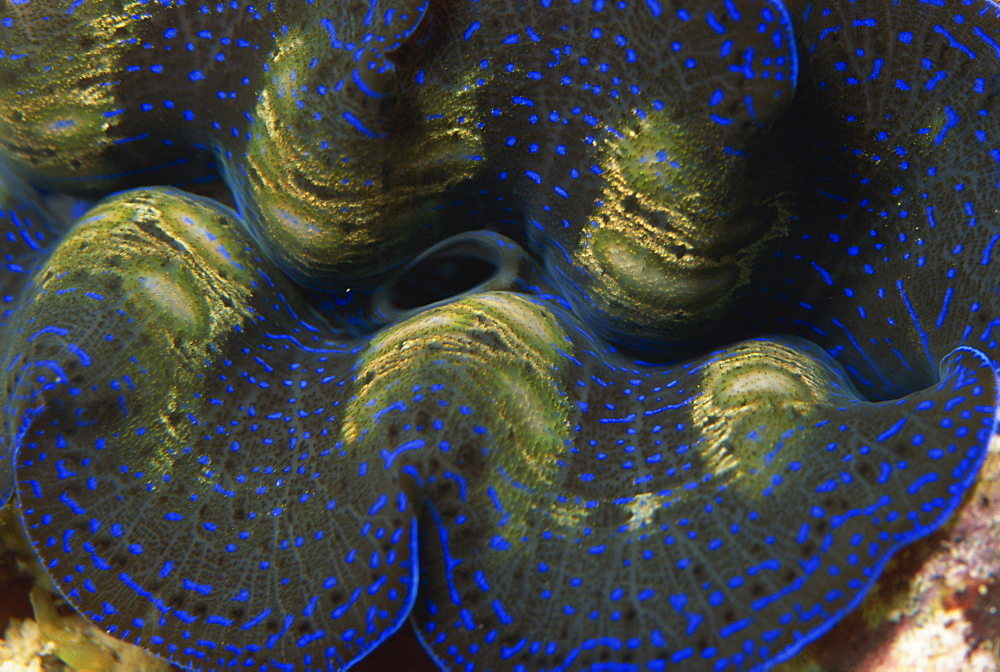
[0,0,998,670]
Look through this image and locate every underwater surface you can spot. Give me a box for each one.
[0,0,999,670]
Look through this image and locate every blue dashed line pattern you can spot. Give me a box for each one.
[746,0,1000,403]
[0,182,996,671]
[0,0,999,671]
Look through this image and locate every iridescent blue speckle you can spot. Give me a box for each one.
[0,0,998,670]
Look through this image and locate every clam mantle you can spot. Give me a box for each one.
[1,0,999,670]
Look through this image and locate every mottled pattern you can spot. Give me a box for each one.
[0,0,797,318]
[744,0,1000,400]
[0,1,998,672]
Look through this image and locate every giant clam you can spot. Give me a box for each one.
[0,0,998,671]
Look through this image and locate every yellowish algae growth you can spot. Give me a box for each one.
[571,112,789,344]
[239,0,485,284]
[0,0,997,669]
[0,188,252,670]
[346,292,581,538]
[691,339,845,480]
[0,0,146,186]
[7,187,257,494]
